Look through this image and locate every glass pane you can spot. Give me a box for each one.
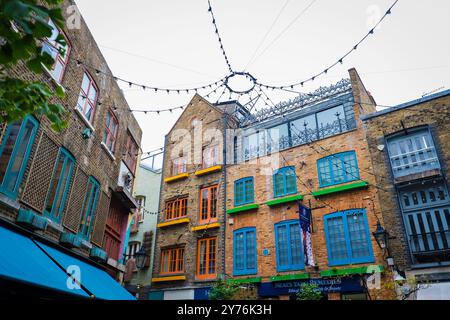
[235,181,243,205]
[267,123,289,150]
[45,152,66,214]
[246,230,256,270]
[291,114,317,145]
[327,216,348,261]
[274,172,284,196]
[244,179,253,203]
[289,223,302,265]
[285,168,296,194]
[347,213,370,258]
[235,233,245,270]
[4,120,35,193]
[317,105,346,139]
[277,225,289,266]
[199,241,207,275]
[208,238,216,274]
[0,123,21,184]
[81,73,90,92]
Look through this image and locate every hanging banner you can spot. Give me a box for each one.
[299,204,315,266]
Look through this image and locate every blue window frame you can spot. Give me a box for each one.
[79,176,100,239]
[275,220,304,271]
[0,116,39,199]
[317,151,360,187]
[234,177,254,206]
[44,148,75,222]
[273,166,297,198]
[324,209,374,266]
[233,227,257,276]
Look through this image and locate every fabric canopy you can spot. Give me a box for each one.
[0,226,89,298]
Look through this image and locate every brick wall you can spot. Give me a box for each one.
[152,95,226,289]
[1,0,142,256]
[362,93,450,271]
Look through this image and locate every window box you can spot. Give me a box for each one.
[157,218,190,228]
[270,273,310,282]
[60,232,83,248]
[227,203,259,215]
[164,172,189,183]
[191,222,220,232]
[195,165,222,176]
[228,277,262,284]
[90,247,108,263]
[152,275,186,282]
[312,180,368,197]
[320,265,384,277]
[16,209,48,231]
[266,194,303,207]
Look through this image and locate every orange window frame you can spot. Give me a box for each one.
[199,185,218,224]
[202,144,220,169]
[171,156,187,176]
[160,247,184,275]
[165,197,188,221]
[196,237,217,280]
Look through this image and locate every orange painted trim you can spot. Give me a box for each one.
[152,275,186,282]
[157,218,190,228]
[191,222,220,232]
[196,237,218,280]
[164,172,189,183]
[195,165,222,176]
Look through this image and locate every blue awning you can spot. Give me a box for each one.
[37,241,136,300]
[0,226,89,298]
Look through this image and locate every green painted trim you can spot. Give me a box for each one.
[226,203,259,214]
[266,194,303,207]
[312,181,369,197]
[228,277,262,284]
[270,273,310,282]
[320,265,385,277]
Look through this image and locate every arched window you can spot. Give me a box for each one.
[273,166,297,198]
[317,151,359,187]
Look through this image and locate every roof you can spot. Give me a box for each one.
[361,88,450,120]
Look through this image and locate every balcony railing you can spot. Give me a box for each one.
[410,230,450,263]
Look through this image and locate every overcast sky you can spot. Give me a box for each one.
[74,0,450,167]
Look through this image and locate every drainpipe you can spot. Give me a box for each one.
[222,114,228,279]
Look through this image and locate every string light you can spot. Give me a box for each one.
[207,0,234,73]
[255,0,400,91]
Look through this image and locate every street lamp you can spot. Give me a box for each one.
[135,247,148,270]
[373,221,389,251]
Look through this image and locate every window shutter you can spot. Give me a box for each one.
[63,167,89,232]
[21,132,59,212]
[91,191,111,246]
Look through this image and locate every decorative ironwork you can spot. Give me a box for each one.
[242,78,352,125]
[240,118,356,162]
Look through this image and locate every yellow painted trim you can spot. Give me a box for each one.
[164,173,189,183]
[191,222,221,231]
[152,275,186,282]
[195,165,222,176]
[157,218,190,228]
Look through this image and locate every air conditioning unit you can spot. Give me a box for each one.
[60,232,82,248]
[16,209,48,231]
[90,247,108,263]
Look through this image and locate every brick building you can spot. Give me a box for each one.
[150,69,394,300]
[362,89,450,299]
[150,95,240,300]
[224,69,392,300]
[0,0,140,299]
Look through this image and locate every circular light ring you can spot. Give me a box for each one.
[224,72,257,95]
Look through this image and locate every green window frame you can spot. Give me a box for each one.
[0,116,39,199]
[79,176,100,240]
[44,147,75,222]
